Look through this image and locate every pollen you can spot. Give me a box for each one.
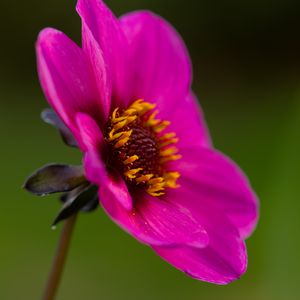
[105,99,181,197]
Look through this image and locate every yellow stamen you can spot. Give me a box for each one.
[154,121,171,133]
[159,138,179,148]
[148,191,165,197]
[124,155,139,165]
[164,172,181,188]
[130,99,156,115]
[136,174,154,183]
[145,110,160,126]
[124,168,143,179]
[109,130,132,142]
[148,177,164,185]
[113,119,128,131]
[160,147,179,157]
[106,99,181,198]
[159,132,176,141]
[115,136,130,148]
[160,154,182,164]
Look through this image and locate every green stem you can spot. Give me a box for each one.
[42,214,77,300]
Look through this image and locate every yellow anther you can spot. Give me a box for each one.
[136,174,154,183]
[163,172,181,188]
[109,131,125,142]
[148,183,165,191]
[159,132,176,141]
[145,110,160,126]
[160,154,182,164]
[124,108,137,116]
[111,108,119,121]
[154,121,171,133]
[148,177,164,185]
[125,115,138,124]
[113,119,128,131]
[148,191,165,197]
[165,172,181,180]
[160,147,178,157]
[124,168,143,179]
[124,155,139,165]
[115,137,130,148]
[159,138,179,148]
[109,128,132,142]
[130,99,156,115]
[107,99,181,197]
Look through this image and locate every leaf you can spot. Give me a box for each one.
[41,108,78,147]
[24,164,87,195]
[53,185,99,226]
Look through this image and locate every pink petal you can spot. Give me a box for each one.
[167,92,212,149]
[173,147,259,239]
[36,28,104,135]
[100,190,209,248]
[75,112,105,151]
[81,23,112,121]
[120,11,192,114]
[152,207,247,284]
[75,113,133,211]
[76,0,130,108]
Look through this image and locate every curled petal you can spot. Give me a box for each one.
[81,22,112,121]
[36,28,105,137]
[77,0,130,107]
[75,112,105,152]
[76,113,133,211]
[153,212,247,284]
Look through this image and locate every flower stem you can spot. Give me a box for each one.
[42,214,77,300]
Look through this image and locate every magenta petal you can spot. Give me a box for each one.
[175,148,259,239]
[85,151,133,211]
[81,23,112,121]
[100,191,209,248]
[153,214,247,284]
[76,0,130,107]
[151,182,248,283]
[75,113,133,211]
[36,28,102,133]
[167,92,212,149]
[75,113,105,151]
[120,11,192,113]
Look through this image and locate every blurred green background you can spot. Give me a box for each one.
[1,0,300,299]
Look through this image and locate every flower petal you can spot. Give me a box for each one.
[36,28,103,134]
[81,19,112,120]
[120,11,192,114]
[167,92,212,149]
[75,113,133,211]
[100,190,209,248]
[75,112,105,152]
[173,147,259,239]
[152,207,247,284]
[76,0,130,107]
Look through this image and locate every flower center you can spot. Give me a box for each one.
[104,99,181,197]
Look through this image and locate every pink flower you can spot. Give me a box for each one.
[36,0,259,284]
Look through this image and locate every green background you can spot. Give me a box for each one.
[1,0,300,299]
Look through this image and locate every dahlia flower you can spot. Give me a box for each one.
[30,0,259,284]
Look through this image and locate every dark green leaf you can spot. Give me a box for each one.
[41,108,78,147]
[24,164,87,195]
[53,185,98,226]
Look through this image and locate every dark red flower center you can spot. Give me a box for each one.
[104,99,181,197]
